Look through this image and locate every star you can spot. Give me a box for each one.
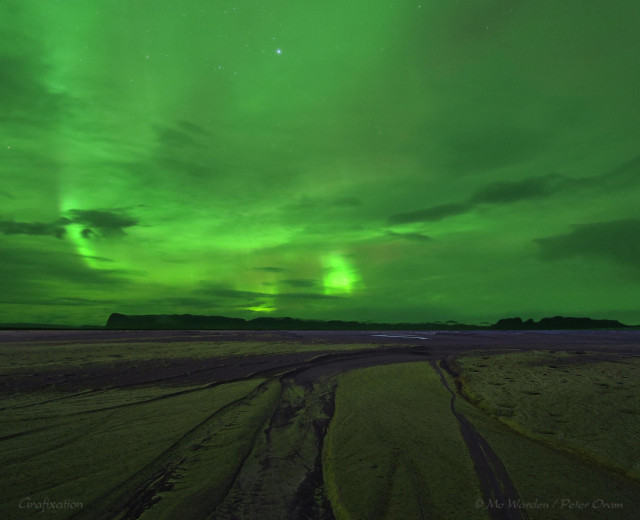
[276,48,282,55]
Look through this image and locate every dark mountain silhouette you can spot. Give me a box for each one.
[105,313,246,330]
[104,313,631,331]
[490,316,628,330]
[104,313,480,331]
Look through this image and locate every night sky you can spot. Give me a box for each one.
[2,1,640,326]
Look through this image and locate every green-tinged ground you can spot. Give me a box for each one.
[0,339,384,376]
[455,350,640,479]
[442,366,640,520]
[211,378,336,519]
[323,362,488,520]
[2,333,639,519]
[1,379,267,520]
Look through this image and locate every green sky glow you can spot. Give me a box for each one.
[2,0,640,325]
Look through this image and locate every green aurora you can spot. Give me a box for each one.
[2,0,640,326]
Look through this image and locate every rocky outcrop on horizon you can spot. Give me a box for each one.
[104,313,631,331]
[490,316,628,330]
[104,313,476,331]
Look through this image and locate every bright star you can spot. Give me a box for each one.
[276,48,282,55]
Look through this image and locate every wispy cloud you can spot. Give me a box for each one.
[0,219,68,238]
[535,218,640,268]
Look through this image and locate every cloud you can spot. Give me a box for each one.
[0,242,134,308]
[469,176,557,204]
[578,154,640,190]
[253,266,287,273]
[52,297,117,306]
[157,157,213,178]
[389,174,562,224]
[388,155,640,226]
[177,120,210,136]
[281,195,364,232]
[0,9,70,129]
[0,210,140,241]
[277,292,340,301]
[0,219,68,238]
[389,202,470,224]
[197,283,341,303]
[0,54,64,124]
[146,296,223,308]
[111,153,216,186]
[77,254,114,263]
[67,209,138,237]
[0,296,118,307]
[281,278,318,288]
[535,218,640,267]
[197,286,267,299]
[386,231,433,242]
[154,123,203,148]
[442,125,550,174]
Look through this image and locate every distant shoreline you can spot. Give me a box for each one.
[2,314,636,331]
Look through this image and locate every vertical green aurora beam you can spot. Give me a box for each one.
[2,0,640,325]
[323,254,360,296]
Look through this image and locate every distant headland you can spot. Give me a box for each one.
[0,314,634,331]
[98,313,633,331]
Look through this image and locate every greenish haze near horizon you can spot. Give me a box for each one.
[2,0,640,325]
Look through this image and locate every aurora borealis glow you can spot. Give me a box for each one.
[2,1,640,326]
